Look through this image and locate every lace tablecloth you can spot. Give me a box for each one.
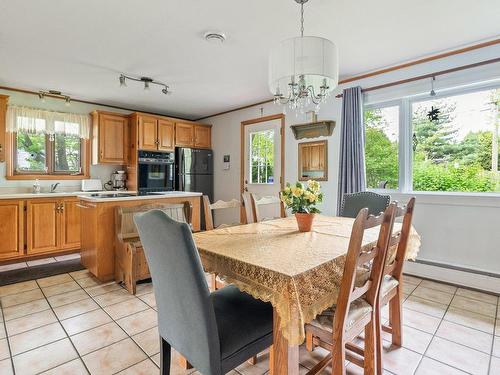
[193,215,420,345]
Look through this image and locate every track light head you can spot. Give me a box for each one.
[119,75,127,87]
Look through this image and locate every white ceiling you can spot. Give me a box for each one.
[0,0,499,120]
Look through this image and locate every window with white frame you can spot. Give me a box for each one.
[364,84,500,193]
[249,130,275,184]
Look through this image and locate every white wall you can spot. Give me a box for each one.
[0,88,132,193]
[207,44,500,288]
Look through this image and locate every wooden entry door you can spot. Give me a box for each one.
[241,114,285,222]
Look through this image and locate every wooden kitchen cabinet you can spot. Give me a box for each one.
[298,140,327,181]
[158,119,175,151]
[27,199,59,254]
[61,198,81,249]
[138,115,158,151]
[0,200,24,260]
[26,197,81,255]
[0,94,8,163]
[175,122,195,147]
[92,111,129,165]
[135,114,175,152]
[194,124,211,148]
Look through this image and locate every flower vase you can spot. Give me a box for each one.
[295,213,315,232]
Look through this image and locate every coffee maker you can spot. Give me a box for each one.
[106,170,127,190]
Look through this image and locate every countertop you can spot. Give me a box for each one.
[0,191,129,199]
[78,191,203,203]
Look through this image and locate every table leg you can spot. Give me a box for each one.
[269,307,299,375]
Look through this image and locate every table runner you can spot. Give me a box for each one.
[193,215,420,345]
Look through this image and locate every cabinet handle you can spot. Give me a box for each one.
[75,204,88,209]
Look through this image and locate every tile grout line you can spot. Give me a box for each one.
[413,284,480,375]
[69,272,161,374]
[487,297,499,375]
[31,277,92,375]
[0,300,16,375]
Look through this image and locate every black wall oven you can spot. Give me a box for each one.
[138,151,175,194]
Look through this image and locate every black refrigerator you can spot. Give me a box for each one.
[175,148,214,202]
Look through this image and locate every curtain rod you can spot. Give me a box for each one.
[335,57,500,98]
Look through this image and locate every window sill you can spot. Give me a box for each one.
[6,174,90,181]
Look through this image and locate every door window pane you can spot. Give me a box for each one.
[250,130,275,184]
[16,131,46,172]
[412,88,500,192]
[54,134,81,172]
[364,106,399,189]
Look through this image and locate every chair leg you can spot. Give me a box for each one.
[389,288,403,347]
[160,337,171,375]
[375,306,384,375]
[331,340,346,375]
[363,319,377,375]
[247,355,258,365]
[210,273,217,291]
[305,331,314,352]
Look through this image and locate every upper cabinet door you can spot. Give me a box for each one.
[175,123,195,147]
[27,199,59,254]
[95,112,128,164]
[158,120,175,151]
[194,125,211,149]
[138,115,158,151]
[0,200,24,260]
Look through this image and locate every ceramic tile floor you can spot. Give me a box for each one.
[0,272,499,375]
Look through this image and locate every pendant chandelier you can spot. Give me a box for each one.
[269,0,338,113]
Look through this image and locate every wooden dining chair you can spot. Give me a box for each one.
[241,192,255,224]
[339,191,391,218]
[203,195,242,290]
[304,203,397,375]
[375,197,416,374]
[133,210,273,375]
[250,193,284,223]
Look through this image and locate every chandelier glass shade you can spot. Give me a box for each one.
[268,0,338,112]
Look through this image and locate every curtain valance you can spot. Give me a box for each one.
[6,105,91,139]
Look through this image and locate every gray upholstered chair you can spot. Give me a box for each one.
[339,191,391,218]
[133,210,273,375]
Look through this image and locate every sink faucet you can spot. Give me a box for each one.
[50,183,60,193]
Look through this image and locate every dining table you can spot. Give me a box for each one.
[192,215,421,375]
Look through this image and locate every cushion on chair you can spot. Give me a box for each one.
[211,285,273,373]
[309,298,372,333]
[381,275,399,296]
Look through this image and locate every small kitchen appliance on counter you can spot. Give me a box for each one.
[105,171,127,191]
[81,179,103,192]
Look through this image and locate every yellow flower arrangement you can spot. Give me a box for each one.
[280,180,323,214]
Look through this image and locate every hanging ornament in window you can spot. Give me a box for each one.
[427,106,440,122]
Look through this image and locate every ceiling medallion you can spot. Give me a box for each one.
[269,0,339,113]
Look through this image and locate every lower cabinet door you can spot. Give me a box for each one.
[27,199,60,254]
[0,200,24,260]
[61,199,81,250]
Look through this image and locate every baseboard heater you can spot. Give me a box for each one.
[411,259,500,279]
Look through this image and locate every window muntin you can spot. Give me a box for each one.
[14,130,83,175]
[250,130,275,184]
[364,84,500,194]
[364,105,399,189]
[412,88,499,193]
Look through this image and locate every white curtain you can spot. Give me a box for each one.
[6,105,91,139]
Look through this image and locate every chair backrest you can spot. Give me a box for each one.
[333,203,397,336]
[339,191,391,218]
[241,192,255,224]
[203,195,242,231]
[133,210,220,375]
[250,193,283,223]
[116,202,192,242]
[383,197,416,282]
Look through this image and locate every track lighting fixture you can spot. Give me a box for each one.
[38,90,72,105]
[430,76,436,97]
[119,74,171,95]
